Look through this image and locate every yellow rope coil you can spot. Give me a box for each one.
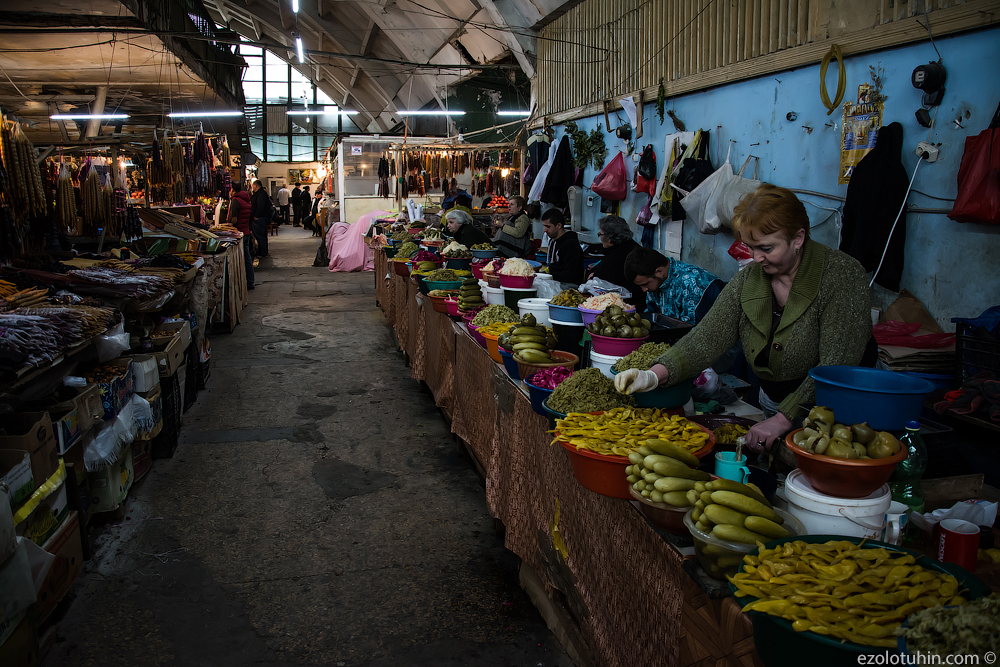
[820,44,847,116]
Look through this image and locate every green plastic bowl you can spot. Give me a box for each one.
[729,535,991,667]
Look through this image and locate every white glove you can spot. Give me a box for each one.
[614,368,660,394]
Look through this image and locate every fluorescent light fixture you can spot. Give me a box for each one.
[291,0,299,12]
[396,110,465,116]
[295,36,304,63]
[286,107,357,116]
[50,114,129,120]
[167,111,244,117]
[497,110,531,116]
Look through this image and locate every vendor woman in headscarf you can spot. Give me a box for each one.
[614,184,874,452]
[492,195,532,258]
[445,209,491,248]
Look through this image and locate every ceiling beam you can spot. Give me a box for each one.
[478,0,535,78]
[0,12,143,29]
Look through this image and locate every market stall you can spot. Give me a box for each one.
[372,247,1000,667]
[0,116,247,640]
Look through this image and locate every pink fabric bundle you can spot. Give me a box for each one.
[326,209,391,272]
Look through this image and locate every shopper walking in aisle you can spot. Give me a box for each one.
[298,186,312,228]
[227,183,254,289]
[291,182,302,226]
[277,183,291,225]
[250,180,273,257]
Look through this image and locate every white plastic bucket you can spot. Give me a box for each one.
[784,469,890,539]
[517,298,552,327]
[589,350,624,379]
[483,285,505,306]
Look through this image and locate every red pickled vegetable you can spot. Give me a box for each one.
[526,366,573,390]
[411,250,441,263]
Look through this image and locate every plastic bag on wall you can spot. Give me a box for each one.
[592,152,628,201]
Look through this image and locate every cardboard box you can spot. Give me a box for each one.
[32,511,83,624]
[132,438,152,482]
[151,322,190,378]
[0,451,34,510]
[128,354,160,394]
[137,386,163,439]
[0,413,59,494]
[0,611,27,654]
[88,445,133,514]
[15,479,68,546]
[0,615,37,667]
[52,384,102,438]
[87,359,135,420]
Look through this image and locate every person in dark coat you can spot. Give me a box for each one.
[291,183,302,226]
[250,180,273,257]
[542,208,583,286]
[445,209,491,248]
[227,183,254,288]
[540,136,574,209]
[588,215,645,311]
[839,122,909,291]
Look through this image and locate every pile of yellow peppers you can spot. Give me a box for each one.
[553,409,709,457]
[730,540,968,648]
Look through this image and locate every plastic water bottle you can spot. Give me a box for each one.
[889,420,927,513]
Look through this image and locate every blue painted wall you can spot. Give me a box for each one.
[544,26,1000,329]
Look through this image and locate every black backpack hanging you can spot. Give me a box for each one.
[672,130,713,221]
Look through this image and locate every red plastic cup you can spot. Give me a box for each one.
[936,519,980,572]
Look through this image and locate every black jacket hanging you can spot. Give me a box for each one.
[840,122,908,292]
[540,136,574,208]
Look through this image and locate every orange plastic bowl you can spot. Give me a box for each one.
[556,422,715,500]
[428,294,451,314]
[481,331,503,363]
[784,428,908,499]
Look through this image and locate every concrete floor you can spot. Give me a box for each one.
[41,227,573,667]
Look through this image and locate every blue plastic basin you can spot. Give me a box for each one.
[498,347,520,380]
[524,376,555,416]
[548,303,583,324]
[808,366,936,431]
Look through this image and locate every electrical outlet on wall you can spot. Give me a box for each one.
[586,195,595,207]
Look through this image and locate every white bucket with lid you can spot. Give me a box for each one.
[517,298,551,327]
[483,285,504,305]
[589,350,624,378]
[784,469,890,539]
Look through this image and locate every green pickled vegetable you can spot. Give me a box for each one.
[425,268,460,282]
[396,242,419,258]
[547,368,634,414]
[471,305,519,327]
[611,342,671,373]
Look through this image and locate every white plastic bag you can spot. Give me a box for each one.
[909,499,998,533]
[533,276,561,299]
[578,277,631,299]
[528,153,554,202]
[676,144,734,235]
[715,155,761,229]
[95,322,130,362]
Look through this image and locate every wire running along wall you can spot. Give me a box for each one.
[534,0,997,120]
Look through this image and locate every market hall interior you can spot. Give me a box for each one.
[37,227,574,667]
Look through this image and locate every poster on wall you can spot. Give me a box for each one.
[839,84,883,184]
[299,169,316,183]
[288,168,302,183]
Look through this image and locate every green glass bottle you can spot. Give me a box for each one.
[889,420,927,513]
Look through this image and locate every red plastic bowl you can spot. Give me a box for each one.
[498,274,535,289]
[513,350,579,380]
[428,294,451,314]
[392,260,411,277]
[590,333,647,356]
[784,428,908,499]
[556,422,715,500]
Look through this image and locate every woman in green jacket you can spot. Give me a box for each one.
[614,184,873,452]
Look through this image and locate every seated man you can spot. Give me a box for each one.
[541,209,583,286]
[624,246,725,326]
[444,209,491,248]
[492,195,532,258]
